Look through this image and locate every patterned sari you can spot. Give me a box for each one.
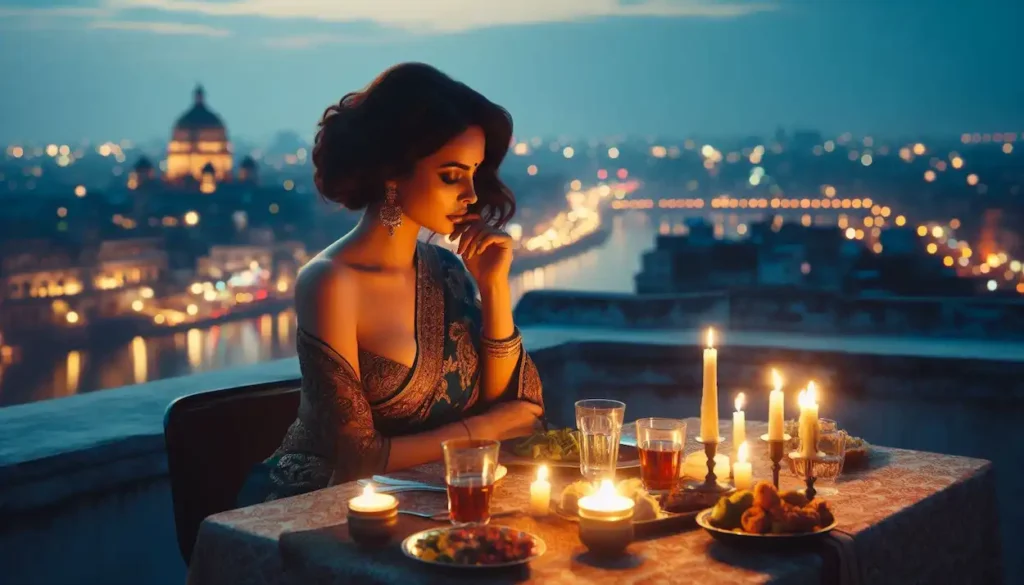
[238,241,544,505]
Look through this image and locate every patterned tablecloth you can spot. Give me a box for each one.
[187,419,1002,585]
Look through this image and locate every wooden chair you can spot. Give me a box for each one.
[163,377,301,565]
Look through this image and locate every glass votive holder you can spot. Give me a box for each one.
[577,480,635,555]
[579,508,635,555]
[347,485,399,546]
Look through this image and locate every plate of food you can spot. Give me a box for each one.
[555,478,706,537]
[501,428,640,469]
[402,525,546,569]
[696,482,837,548]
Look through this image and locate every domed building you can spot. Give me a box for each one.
[165,85,233,182]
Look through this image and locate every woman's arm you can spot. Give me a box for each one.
[477,279,520,403]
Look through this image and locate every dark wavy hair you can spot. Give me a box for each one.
[312,62,516,228]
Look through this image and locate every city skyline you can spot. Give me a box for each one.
[1,0,1022,143]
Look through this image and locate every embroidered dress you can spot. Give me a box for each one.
[238,242,543,505]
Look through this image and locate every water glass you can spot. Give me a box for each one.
[575,399,626,482]
[635,418,687,492]
[442,438,500,525]
[815,428,847,491]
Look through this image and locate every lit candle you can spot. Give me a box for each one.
[768,369,785,441]
[577,479,636,554]
[700,328,719,442]
[577,479,635,517]
[530,465,551,516]
[348,484,398,514]
[733,392,746,449]
[733,442,753,490]
[798,382,820,459]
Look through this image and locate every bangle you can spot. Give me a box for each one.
[480,327,522,359]
[460,419,473,440]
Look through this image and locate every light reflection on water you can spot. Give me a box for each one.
[0,211,681,406]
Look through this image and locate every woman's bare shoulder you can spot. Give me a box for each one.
[294,255,361,369]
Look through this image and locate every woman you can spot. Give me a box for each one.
[238,63,545,505]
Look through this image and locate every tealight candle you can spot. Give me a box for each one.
[347,484,398,546]
[530,465,551,516]
[733,392,746,450]
[577,479,635,554]
[733,442,753,490]
[348,483,398,513]
[700,328,720,442]
[768,369,785,441]
[798,382,820,459]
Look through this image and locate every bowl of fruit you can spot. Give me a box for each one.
[696,482,837,549]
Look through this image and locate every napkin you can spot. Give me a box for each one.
[278,516,531,585]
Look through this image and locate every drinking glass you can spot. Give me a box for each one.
[575,399,626,482]
[635,418,687,492]
[813,428,847,496]
[442,438,500,525]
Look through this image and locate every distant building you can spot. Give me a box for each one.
[636,234,758,293]
[166,85,233,182]
[634,220,860,294]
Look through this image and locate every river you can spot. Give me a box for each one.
[0,213,664,407]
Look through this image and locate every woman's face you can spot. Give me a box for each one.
[394,125,484,235]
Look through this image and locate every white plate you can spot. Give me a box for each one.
[402,526,546,569]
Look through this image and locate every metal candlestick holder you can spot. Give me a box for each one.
[788,451,819,501]
[686,436,734,494]
[760,433,792,490]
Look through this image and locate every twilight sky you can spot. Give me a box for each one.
[0,0,1022,144]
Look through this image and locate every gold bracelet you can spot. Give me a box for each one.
[480,328,522,359]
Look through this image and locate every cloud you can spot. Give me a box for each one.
[0,6,112,19]
[107,0,778,33]
[88,18,230,36]
[263,34,361,49]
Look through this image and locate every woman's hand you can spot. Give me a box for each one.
[465,400,544,441]
[450,214,513,288]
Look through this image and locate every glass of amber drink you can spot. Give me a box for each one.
[635,418,686,492]
[442,438,500,525]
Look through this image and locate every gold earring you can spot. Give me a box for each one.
[379,184,402,236]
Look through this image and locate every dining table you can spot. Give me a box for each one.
[186,418,1002,585]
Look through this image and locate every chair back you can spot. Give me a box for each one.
[164,377,301,565]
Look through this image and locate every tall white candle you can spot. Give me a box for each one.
[733,392,746,449]
[529,465,551,517]
[733,442,753,490]
[768,369,785,441]
[701,328,719,442]
[798,382,819,458]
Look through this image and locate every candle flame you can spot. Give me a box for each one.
[706,328,715,348]
[738,441,749,464]
[798,384,818,409]
[362,483,375,497]
[598,479,616,498]
[537,464,549,482]
[771,368,782,392]
[735,392,746,412]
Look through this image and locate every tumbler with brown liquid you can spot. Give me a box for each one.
[446,477,494,524]
[442,438,500,525]
[636,418,686,492]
